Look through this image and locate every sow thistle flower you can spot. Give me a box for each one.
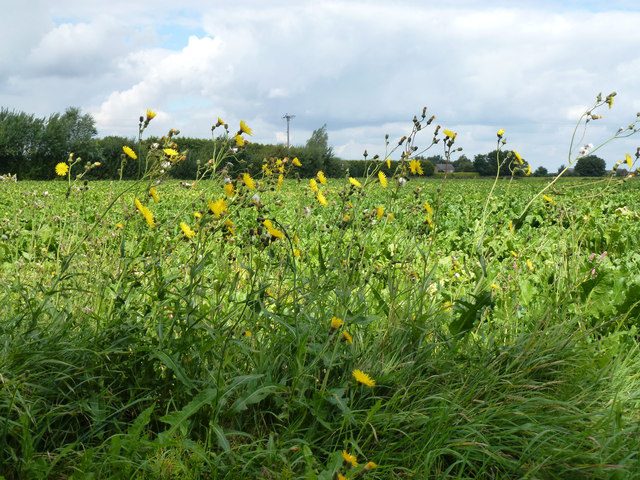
[263,219,285,240]
[123,146,137,160]
[242,173,256,190]
[238,120,253,136]
[292,157,302,167]
[149,186,159,203]
[317,170,327,184]
[224,182,235,197]
[317,191,328,206]
[443,128,457,140]
[378,170,388,188]
[180,221,196,239]
[55,162,69,176]
[208,198,227,217]
[309,178,319,193]
[497,128,505,138]
[146,109,157,121]
[348,177,362,188]
[409,159,424,175]
[134,198,155,228]
[342,331,353,344]
[342,451,358,468]
[512,150,524,165]
[386,157,392,169]
[376,206,385,220]
[234,134,245,147]
[543,194,555,205]
[277,174,284,190]
[163,148,179,157]
[352,369,375,387]
[625,153,634,168]
[330,316,344,329]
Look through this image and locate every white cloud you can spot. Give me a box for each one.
[0,1,639,169]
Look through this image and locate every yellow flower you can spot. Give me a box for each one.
[217,116,225,126]
[378,170,388,188]
[625,153,633,168]
[239,120,253,135]
[497,128,505,137]
[348,177,362,188]
[163,148,179,157]
[277,174,284,190]
[243,330,252,337]
[342,331,353,344]
[352,369,375,387]
[337,474,346,480]
[443,128,457,140]
[242,173,256,190]
[386,157,391,169]
[263,219,285,239]
[292,157,302,167]
[180,221,196,239]
[317,191,328,206]
[542,194,555,205]
[524,164,532,176]
[146,109,156,121]
[364,461,378,470]
[208,198,227,218]
[194,211,202,219]
[134,198,155,228]
[376,206,385,220]
[423,201,433,217]
[149,186,159,203]
[409,159,423,175]
[330,316,344,329]
[526,259,534,271]
[123,146,137,160]
[224,182,235,197]
[115,222,124,229]
[513,150,524,165]
[309,178,319,193]
[293,248,301,257]
[55,162,69,176]
[317,170,327,184]
[341,451,358,467]
[235,134,245,147]
[224,219,235,235]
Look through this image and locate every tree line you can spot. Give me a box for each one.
[0,107,609,179]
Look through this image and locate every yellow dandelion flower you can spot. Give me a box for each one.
[234,134,245,147]
[224,219,235,235]
[342,451,358,468]
[180,221,196,239]
[443,128,457,140]
[526,259,534,271]
[194,211,202,219]
[134,198,155,228]
[115,222,124,229]
[364,461,378,470]
[542,194,555,205]
[378,170,388,188]
[239,120,253,135]
[122,146,137,160]
[513,150,524,165]
[376,206,385,220]
[491,282,500,290]
[217,116,225,126]
[497,128,505,137]
[55,162,69,176]
[309,178,319,193]
[292,157,302,167]
[242,173,256,190]
[423,201,433,217]
[337,474,346,480]
[409,159,424,175]
[163,148,179,157]
[348,177,362,188]
[386,157,391,169]
[317,170,327,184]
[263,219,285,239]
[330,316,344,329]
[208,198,227,218]
[317,191,328,206]
[224,182,235,197]
[342,331,353,344]
[146,109,156,121]
[277,174,284,190]
[243,330,252,337]
[293,248,301,257]
[625,153,633,168]
[149,186,159,203]
[352,369,375,387]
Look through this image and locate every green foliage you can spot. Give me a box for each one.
[575,154,607,177]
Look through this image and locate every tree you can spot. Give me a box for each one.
[574,155,606,177]
[533,166,548,177]
[303,124,333,175]
[452,154,475,172]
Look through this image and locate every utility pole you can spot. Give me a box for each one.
[283,113,295,148]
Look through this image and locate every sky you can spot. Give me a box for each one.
[1,0,639,170]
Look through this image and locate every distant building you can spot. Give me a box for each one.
[435,164,455,173]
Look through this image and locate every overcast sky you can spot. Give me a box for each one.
[1,0,639,170]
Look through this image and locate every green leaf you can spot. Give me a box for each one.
[160,387,217,435]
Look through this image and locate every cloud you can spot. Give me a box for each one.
[1,1,639,169]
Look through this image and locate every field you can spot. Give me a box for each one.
[1,173,640,479]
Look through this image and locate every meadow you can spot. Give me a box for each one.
[1,168,640,479]
[1,99,640,478]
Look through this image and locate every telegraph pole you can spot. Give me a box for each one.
[283,113,295,148]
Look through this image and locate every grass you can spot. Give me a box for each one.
[0,175,639,479]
